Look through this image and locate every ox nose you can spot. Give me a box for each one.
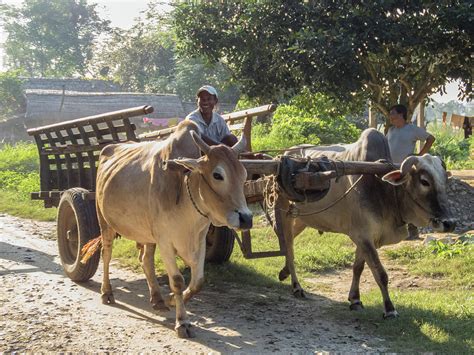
[238,211,253,230]
[432,218,456,233]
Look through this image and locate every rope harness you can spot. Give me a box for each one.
[262,171,365,218]
[185,173,208,218]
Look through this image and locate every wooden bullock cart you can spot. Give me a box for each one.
[27,105,397,281]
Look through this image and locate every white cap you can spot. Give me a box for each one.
[196,85,218,99]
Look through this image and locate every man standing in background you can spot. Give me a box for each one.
[387,104,436,240]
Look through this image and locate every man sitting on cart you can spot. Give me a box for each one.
[186,85,250,147]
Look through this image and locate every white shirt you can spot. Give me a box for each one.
[185,109,230,143]
[387,124,430,163]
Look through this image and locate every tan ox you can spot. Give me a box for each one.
[95,120,252,338]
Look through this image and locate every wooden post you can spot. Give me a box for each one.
[442,111,447,127]
[417,100,425,128]
[243,116,252,151]
[368,101,376,128]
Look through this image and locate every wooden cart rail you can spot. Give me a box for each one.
[27,106,152,207]
[138,103,277,148]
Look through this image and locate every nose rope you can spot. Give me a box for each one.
[185,174,208,218]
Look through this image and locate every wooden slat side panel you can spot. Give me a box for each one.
[37,124,133,146]
[78,125,97,191]
[65,127,86,187]
[47,168,94,191]
[54,130,74,187]
[44,132,64,190]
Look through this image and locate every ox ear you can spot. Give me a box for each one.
[382,170,409,186]
[383,155,419,185]
[167,157,202,172]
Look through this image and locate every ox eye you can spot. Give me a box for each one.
[213,172,224,181]
[420,178,430,187]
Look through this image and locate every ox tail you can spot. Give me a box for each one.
[80,235,103,264]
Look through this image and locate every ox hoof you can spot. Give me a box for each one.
[278,267,290,281]
[293,288,306,299]
[176,323,195,338]
[101,292,115,305]
[383,310,399,319]
[152,300,169,312]
[349,301,364,311]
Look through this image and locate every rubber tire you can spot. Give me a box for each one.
[57,188,100,282]
[205,225,236,264]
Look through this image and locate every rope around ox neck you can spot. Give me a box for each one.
[185,174,208,218]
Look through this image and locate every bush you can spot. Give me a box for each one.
[0,143,40,198]
[429,124,473,169]
[252,90,362,152]
[0,70,26,119]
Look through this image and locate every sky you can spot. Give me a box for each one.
[0,0,467,103]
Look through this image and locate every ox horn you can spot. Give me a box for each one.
[190,130,211,155]
[232,134,247,154]
[400,155,419,176]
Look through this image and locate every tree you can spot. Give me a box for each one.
[174,1,472,123]
[93,4,239,102]
[0,70,26,119]
[252,89,362,152]
[0,0,110,77]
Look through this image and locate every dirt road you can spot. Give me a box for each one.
[0,213,387,353]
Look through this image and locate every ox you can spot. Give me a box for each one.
[277,128,455,318]
[94,120,252,338]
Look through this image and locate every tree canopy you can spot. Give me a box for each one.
[174,1,472,119]
[0,0,110,77]
[93,3,239,102]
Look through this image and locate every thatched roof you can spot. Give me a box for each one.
[25,90,186,131]
[23,78,121,92]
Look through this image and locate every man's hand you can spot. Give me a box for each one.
[419,134,435,156]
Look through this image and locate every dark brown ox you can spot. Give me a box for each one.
[95,120,251,337]
[278,128,455,318]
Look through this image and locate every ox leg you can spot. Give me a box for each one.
[141,243,168,311]
[100,228,116,305]
[160,249,195,338]
[359,240,398,318]
[277,210,306,298]
[348,247,365,311]
[183,234,206,303]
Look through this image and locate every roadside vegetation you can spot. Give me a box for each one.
[0,143,55,221]
[429,123,474,169]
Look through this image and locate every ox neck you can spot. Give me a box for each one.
[392,185,408,226]
[185,173,208,219]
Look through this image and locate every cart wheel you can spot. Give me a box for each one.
[57,188,100,282]
[205,225,236,263]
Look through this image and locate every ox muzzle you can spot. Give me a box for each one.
[237,210,253,230]
[431,217,456,233]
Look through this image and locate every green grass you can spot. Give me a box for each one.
[337,239,474,352]
[0,189,56,221]
[0,142,56,221]
[384,239,474,288]
[331,289,474,353]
